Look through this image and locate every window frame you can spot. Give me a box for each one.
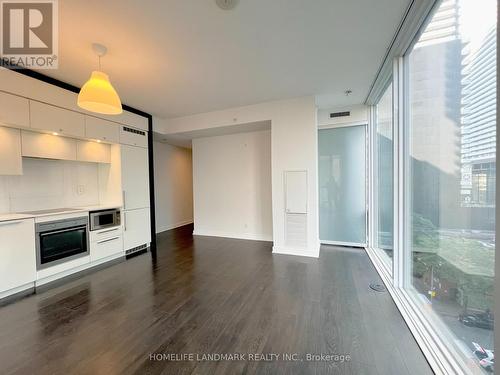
[369,79,395,275]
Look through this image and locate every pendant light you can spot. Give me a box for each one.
[77,43,122,115]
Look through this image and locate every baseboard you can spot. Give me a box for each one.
[193,230,273,242]
[272,243,320,258]
[156,220,193,233]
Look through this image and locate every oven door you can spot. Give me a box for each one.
[38,225,88,269]
[90,210,119,231]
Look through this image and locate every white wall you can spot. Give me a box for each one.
[192,130,272,241]
[155,96,319,258]
[0,158,99,213]
[153,141,193,233]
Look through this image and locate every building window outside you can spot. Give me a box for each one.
[405,0,496,372]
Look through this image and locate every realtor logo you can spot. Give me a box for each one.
[0,0,58,68]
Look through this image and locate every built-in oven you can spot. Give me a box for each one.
[89,208,121,231]
[35,217,89,270]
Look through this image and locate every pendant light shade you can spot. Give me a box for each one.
[78,70,122,115]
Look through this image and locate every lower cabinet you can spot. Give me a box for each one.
[0,219,36,295]
[123,207,151,251]
[90,226,124,262]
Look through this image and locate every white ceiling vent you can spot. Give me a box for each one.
[216,0,238,10]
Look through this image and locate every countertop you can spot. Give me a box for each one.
[0,205,122,222]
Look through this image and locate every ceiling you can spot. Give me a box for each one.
[154,120,272,148]
[46,0,410,119]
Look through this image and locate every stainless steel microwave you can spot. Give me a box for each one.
[89,208,121,231]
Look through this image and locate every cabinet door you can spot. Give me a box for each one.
[0,126,22,175]
[0,92,30,129]
[121,144,150,209]
[77,140,111,163]
[30,100,85,137]
[21,130,77,161]
[119,125,148,148]
[123,208,151,251]
[90,235,123,262]
[85,116,120,143]
[0,219,36,294]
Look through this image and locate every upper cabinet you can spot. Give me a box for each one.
[21,130,77,161]
[0,126,22,175]
[0,91,30,129]
[119,125,148,148]
[76,140,111,163]
[30,100,85,138]
[85,116,120,144]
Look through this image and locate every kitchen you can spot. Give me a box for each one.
[0,67,153,302]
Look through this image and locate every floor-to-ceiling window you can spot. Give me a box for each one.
[404,0,496,372]
[374,83,394,267]
[367,0,496,372]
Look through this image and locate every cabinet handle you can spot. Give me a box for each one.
[122,190,126,209]
[97,227,119,234]
[97,236,120,245]
[123,213,127,232]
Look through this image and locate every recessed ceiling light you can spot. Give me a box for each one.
[52,132,58,136]
[216,0,238,10]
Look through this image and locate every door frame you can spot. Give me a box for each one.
[317,122,368,248]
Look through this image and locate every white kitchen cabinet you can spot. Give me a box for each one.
[90,226,122,243]
[90,232,123,262]
[123,208,151,251]
[0,91,30,129]
[119,125,148,148]
[21,130,77,161]
[77,140,111,163]
[0,126,22,175]
[30,100,85,138]
[120,144,150,210]
[85,116,120,144]
[0,219,36,295]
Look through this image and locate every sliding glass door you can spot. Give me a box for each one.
[318,125,366,246]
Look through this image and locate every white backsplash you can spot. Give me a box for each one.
[0,158,100,213]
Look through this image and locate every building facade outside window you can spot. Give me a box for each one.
[404,0,496,372]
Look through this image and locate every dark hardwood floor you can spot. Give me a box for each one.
[0,224,432,375]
